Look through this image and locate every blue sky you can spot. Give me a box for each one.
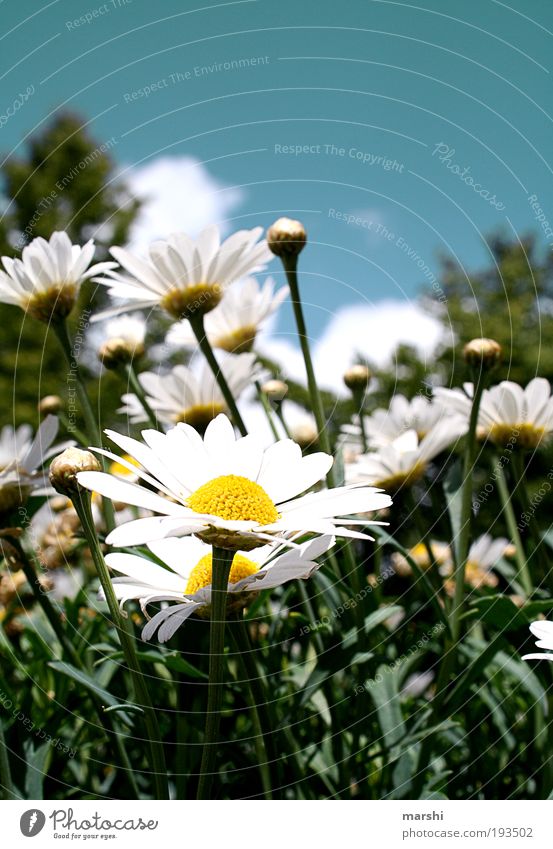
[2,0,552,367]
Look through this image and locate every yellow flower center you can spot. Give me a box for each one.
[173,402,226,429]
[109,454,141,478]
[185,552,259,595]
[187,474,279,524]
[161,282,223,319]
[213,324,257,354]
[489,422,547,449]
[186,475,279,551]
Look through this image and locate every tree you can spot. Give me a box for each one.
[429,233,553,387]
[0,113,141,426]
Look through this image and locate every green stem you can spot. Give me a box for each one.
[3,535,140,798]
[450,373,486,642]
[352,389,368,453]
[196,545,233,799]
[229,618,272,799]
[57,411,88,448]
[124,362,159,429]
[232,615,287,795]
[495,461,533,597]
[280,254,333,471]
[73,491,169,800]
[255,380,280,441]
[511,451,545,581]
[0,716,16,800]
[189,315,247,437]
[53,319,115,533]
[275,406,292,439]
[280,254,364,623]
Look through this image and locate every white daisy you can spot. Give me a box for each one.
[0,232,115,321]
[119,353,259,429]
[345,394,455,449]
[346,419,467,492]
[167,276,288,354]
[92,226,273,321]
[434,378,553,449]
[76,414,392,551]
[104,534,334,642]
[103,313,147,352]
[0,416,69,513]
[522,620,553,662]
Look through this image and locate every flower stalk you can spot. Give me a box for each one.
[124,362,159,429]
[279,252,333,469]
[450,369,486,641]
[196,545,234,799]
[189,314,248,437]
[495,461,532,597]
[72,490,169,800]
[52,318,115,532]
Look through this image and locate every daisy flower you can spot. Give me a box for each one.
[102,313,147,354]
[104,534,334,642]
[167,276,288,354]
[442,533,510,595]
[345,394,456,450]
[0,232,115,322]
[522,620,553,662]
[92,226,273,321]
[0,416,69,513]
[435,378,553,449]
[391,540,452,577]
[346,419,467,492]
[76,414,392,551]
[119,353,258,429]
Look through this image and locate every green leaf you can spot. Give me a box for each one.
[469,595,553,632]
[24,740,52,800]
[342,606,403,651]
[48,661,120,709]
[443,459,464,556]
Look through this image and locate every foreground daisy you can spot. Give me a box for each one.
[77,414,392,551]
[0,416,69,513]
[522,621,553,662]
[92,226,273,321]
[346,420,467,492]
[104,534,334,642]
[0,232,115,321]
[167,276,288,354]
[435,378,553,449]
[119,353,258,429]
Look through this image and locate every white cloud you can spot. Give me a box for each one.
[125,155,243,250]
[259,300,444,395]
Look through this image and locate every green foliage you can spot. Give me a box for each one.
[0,113,140,426]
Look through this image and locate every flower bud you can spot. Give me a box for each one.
[267,218,307,258]
[49,448,101,496]
[261,379,288,401]
[291,419,319,450]
[38,395,63,416]
[343,364,371,392]
[463,338,502,370]
[99,337,143,369]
